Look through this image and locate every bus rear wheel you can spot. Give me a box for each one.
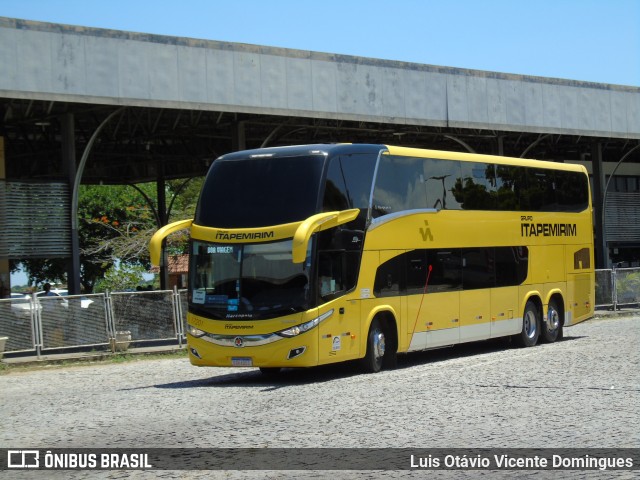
[540,299,563,343]
[515,300,540,347]
[361,318,391,373]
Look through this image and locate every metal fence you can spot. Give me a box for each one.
[0,288,186,358]
[595,268,640,310]
[1,270,638,358]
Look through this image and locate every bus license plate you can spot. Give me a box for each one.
[231,357,253,367]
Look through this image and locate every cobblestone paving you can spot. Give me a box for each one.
[1,314,638,479]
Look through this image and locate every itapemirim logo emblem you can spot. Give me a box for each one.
[420,220,434,241]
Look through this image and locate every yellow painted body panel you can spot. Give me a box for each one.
[460,290,491,334]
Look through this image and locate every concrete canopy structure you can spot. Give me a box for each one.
[0,17,639,292]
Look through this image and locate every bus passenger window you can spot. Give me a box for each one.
[462,248,496,289]
[455,163,497,210]
[423,158,463,210]
[405,250,428,295]
[318,251,359,299]
[425,250,462,292]
[372,156,426,217]
[374,254,402,297]
[323,154,377,213]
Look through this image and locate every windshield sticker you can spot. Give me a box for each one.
[192,289,206,304]
[206,294,228,305]
[207,246,235,254]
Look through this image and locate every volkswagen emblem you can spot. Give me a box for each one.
[234,337,244,348]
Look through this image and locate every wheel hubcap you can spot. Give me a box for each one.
[547,308,559,331]
[373,330,386,362]
[524,311,537,339]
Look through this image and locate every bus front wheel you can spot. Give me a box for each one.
[361,318,389,373]
[515,300,540,347]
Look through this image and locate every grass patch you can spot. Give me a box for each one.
[0,348,188,375]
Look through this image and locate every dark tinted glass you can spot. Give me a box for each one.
[373,155,588,216]
[495,165,521,210]
[374,246,528,297]
[375,249,463,297]
[196,155,325,228]
[426,249,463,293]
[495,246,529,287]
[456,163,497,210]
[372,155,426,218]
[496,165,588,212]
[374,254,403,297]
[323,154,377,212]
[405,250,428,295]
[318,251,355,299]
[524,168,557,211]
[555,170,589,211]
[424,158,462,210]
[462,248,495,289]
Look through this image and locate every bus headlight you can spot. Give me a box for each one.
[187,324,207,338]
[277,309,334,338]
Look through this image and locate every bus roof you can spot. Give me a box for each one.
[217,143,587,174]
[384,145,588,173]
[217,143,384,161]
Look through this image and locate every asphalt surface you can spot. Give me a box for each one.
[1,313,638,479]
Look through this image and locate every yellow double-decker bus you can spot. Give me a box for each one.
[150,144,594,374]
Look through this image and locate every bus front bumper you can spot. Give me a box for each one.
[186,331,319,368]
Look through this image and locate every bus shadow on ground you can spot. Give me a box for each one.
[153,335,586,391]
[399,334,584,370]
[153,362,364,391]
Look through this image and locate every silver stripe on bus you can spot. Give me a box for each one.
[407,318,522,352]
[199,333,283,348]
[368,209,440,232]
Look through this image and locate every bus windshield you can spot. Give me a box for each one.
[190,239,312,319]
[195,154,326,229]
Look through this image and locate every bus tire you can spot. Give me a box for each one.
[515,300,540,347]
[361,318,387,373]
[540,298,563,343]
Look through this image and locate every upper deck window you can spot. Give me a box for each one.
[371,155,589,217]
[323,153,377,213]
[196,154,326,228]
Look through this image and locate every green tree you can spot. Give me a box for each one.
[21,178,203,292]
[93,263,150,293]
[76,183,158,292]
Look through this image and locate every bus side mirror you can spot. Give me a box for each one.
[149,219,193,266]
[292,209,359,263]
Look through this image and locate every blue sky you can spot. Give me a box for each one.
[1,0,639,86]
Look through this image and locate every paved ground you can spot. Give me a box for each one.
[1,313,638,479]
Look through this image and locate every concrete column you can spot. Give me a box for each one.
[497,136,504,156]
[156,162,169,290]
[591,142,607,268]
[0,136,9,296]
[232,121,246,151]
[62,113,81,294]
